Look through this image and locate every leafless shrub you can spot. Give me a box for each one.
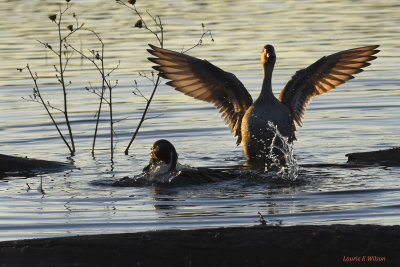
[20,2,84,156]
[68,29,120,159]
[19,0,214,160]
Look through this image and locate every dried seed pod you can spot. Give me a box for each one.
[134,19,143,28]
[49,14,57,22]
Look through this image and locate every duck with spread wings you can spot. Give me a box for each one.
[147,44,379,167]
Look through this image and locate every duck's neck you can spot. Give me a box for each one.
[258,59,276,103]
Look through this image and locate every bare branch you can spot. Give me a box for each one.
[24,65,73,154]
[182,23,214,53]
[116,1,163,47]
[143,113,163,121]
[68,27,119,158]
[132,80,148,101]
[37,40,58,56]
[125,74,162,154]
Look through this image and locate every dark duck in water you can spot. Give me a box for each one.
[148,44,379,168]
[143,139,178,175]
[140,139,238,185]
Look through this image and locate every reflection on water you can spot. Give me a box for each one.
[0,0,399,241]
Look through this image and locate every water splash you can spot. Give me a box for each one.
[143,163,181,184]
[265,121,299,180]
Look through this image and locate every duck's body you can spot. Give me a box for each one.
[140,139,237,185]
[148,44,379,167]
[241,98,295,163]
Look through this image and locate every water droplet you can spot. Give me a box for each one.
[264,121,298,180]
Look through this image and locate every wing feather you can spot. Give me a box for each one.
[279,45,379,126]
[148,44,253,144]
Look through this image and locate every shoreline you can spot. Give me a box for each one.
[1,224,399,266]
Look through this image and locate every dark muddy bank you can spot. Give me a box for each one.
[0,154,72,178]
[0,225,398,267]
[346,147,400,166]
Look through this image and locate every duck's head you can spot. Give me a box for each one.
[144,139,178,172]
[261,44,276,65]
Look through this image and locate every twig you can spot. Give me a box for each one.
[116,1,164,47]
[120,1,165,154]
[132,80,148,101]
[125,75,161,154]
[93,42,106,156]
[24,65,74,154]
[22,2,90,156]
[258,212,267,225]
[22,95,64,113]
[182,23,214,53]
[56,4,76,154]
[68,33,120,159]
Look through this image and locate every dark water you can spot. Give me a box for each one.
[0,0,399,241]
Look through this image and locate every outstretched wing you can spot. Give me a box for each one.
[148,44,253,145]
[279,45,379,126]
